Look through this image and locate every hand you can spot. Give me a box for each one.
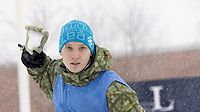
[21,47,46,68]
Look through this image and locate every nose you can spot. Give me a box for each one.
[71,50,80,60]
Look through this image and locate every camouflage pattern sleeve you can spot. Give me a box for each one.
[27,55,61,100]
[106,81,145,112]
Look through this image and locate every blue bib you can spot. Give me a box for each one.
[53,70,129,112]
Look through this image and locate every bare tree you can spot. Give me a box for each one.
[20,0,74,111]
[0,6,19,65]
[103,0,164,81]
[110,0,159,55]
[74,0,110,47]
[0,10,17,29]
[28,0,74,56]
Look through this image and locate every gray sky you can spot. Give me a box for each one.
[150,0,199,49]
[0,0,200,65]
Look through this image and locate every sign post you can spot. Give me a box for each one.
[16,0,31,112]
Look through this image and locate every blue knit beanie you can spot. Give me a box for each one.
[59,20,94,54]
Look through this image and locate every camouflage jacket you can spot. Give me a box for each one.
[27,45,145,112]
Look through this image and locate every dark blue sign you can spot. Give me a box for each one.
[128,77,200,112]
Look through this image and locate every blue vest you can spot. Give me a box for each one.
[53,70,129,112]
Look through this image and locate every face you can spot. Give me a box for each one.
[61,42,91,73]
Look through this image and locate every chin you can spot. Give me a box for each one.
[70,69,81,73]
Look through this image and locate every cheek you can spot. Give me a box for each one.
[61,52,70,62]
[83,52,91,63]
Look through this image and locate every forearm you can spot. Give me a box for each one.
[27,55,59,100]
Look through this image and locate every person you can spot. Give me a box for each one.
[20,20,145,112]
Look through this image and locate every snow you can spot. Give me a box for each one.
[0,0,200,64]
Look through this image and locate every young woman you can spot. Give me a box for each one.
[21,20,145,112]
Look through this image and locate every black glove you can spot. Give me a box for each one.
[21,47,46,68]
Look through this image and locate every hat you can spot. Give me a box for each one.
[59,20,94,54]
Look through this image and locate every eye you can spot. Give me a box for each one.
[79,46,87,51]
[65,46,72,50]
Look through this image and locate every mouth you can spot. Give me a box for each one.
[70,62,80,66]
